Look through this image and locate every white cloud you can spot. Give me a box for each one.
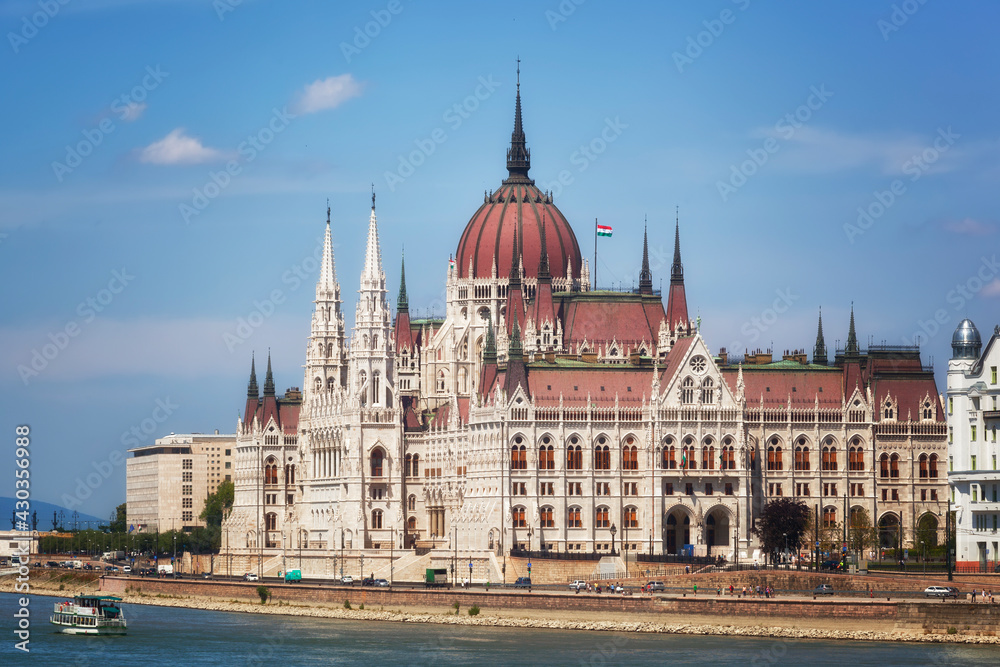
[120,102,147,122]
[943,218,996,236]
[982,279,1000,298]
[292,74,363,115]
[139,128,226,165]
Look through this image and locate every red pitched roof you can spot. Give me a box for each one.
[560,295,664,348]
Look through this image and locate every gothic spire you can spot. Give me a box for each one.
[639,217,652,294]
[537,215,551,281]
[508,223,521,284]
[263,350,275,396]
[361,190,384,285]
[813,307,827,365]
[318,200,338,289]
[846,303,859,356]
[508,317,523,359]
[671,207,683,284]
[247,353,259,398]
[483,319,497,365]
[504,58,532,184]
[397,251,408,312]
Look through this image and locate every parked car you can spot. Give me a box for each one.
[569,580,587,591]
[243,572,259,582]
[513,577,532,588]
[361,577,375,587]
[122,566,131,574]
[46,561,59,569]
[340,575,354,585]
[813,584,835,596]
[646,581,666,592]
[924,586,959,599]
[202,572,213,579]
[373,578,390,587]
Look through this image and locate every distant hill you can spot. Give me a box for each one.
[0,497,107,531]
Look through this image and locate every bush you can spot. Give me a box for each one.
[256,585,269,605]
[59,584,65,591]
[947,627,957,634]
[468,605,480,616]
[344,600,352,610]
[452,601,460,615]
[359,603,364,610]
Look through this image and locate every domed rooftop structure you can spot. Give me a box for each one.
[455,70,582,281]
[952,318,982,359]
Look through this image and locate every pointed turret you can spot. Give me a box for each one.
[305,201,347,394]
[362,189,384,286]
[846,303,859,356]
[504,318,529,397]
[243,353,260,428]
[503,59,532,185]
[395,251,415,353]
[537,217,551,281]
[532,218,555,334]
[638,219,652,294]
[813,308,827,365]
[263,351,275,396]
[318,201,338,291]
[479,319,499,398]
[505,225,526,335]
[247,353,259,398]
[664,209,689,330]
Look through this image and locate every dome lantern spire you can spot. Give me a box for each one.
[504,57,532,185]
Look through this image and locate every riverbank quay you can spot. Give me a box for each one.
[3,571,998,644]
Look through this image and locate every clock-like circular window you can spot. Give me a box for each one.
[690,355,707,375]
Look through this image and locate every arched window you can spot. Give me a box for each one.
[822,441,837,471]
[622,437,638,470]
[264,460,278,485]
[794,440,809,471]
[327,377,336,391]
[595,506,610,528]
[702,443,715,470]
[879,453,889,479]
[890,453,900,478]
[919,454,928,479]
[922,401,933,420]
[567,442,583,470]
[540,506,554,528]
[767,440,783,471]
[314,377,322,391]
[407,516,416,531]
[286,464,295,484]
[681,377,695,404]
[512,506,526,528]
[849,440,864,471]
[370,449,384,477]
[373,371,381,404]
[437,371,446,392]
[372,509,383,529]
[595,444,611,470]
[539,442,555,470]
[929,454,939,479]
[700,377,715,404]
[662,442,676,470]
[405,454,413,477]
[624,506,638,528]
[822,506,836,528]
[720,444,735,470]
[567,506,582,528]
[265,513,277,531]
[408,494,416,511]
[682,441,696,470]
[411,453,419,476]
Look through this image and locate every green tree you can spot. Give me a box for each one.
[200,480,234,527]
[753,498,810,562]
[109,503,127,534]
[847,508,878,554]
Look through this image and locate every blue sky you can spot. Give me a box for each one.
[2,0,999,519]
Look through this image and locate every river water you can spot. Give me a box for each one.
[1,592,993,666]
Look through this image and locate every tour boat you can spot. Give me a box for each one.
[50,595,127,635]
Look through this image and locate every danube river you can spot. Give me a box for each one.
[1,592,994,665]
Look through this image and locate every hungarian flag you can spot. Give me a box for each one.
[680,450,688,469]
[448,258,456,271]
[597,224,613,237]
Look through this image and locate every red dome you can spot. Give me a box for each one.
[456,183,582,280]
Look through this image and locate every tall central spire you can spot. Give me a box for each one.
[362,185,384,285]
[397,251,408,312]
[504,58,532,184]
[318,200,338,290]
[846,303,860,356]
[263,350,275,396]
[671,208,683,284]
[813,308,827,365]
[638,218,652,294]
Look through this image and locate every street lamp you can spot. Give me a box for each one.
[340,528,344,580]
[610,523,617,556]
[921,540,926,575]
[172,534,177,572]
[784,532,788,566]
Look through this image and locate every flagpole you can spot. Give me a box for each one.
[593,218,598,290]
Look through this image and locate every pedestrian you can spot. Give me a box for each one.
[972,589,978,603]
[717,586,721,597]
[693,583,698,596]
[485,580,490,591]
[729,584,734,596]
